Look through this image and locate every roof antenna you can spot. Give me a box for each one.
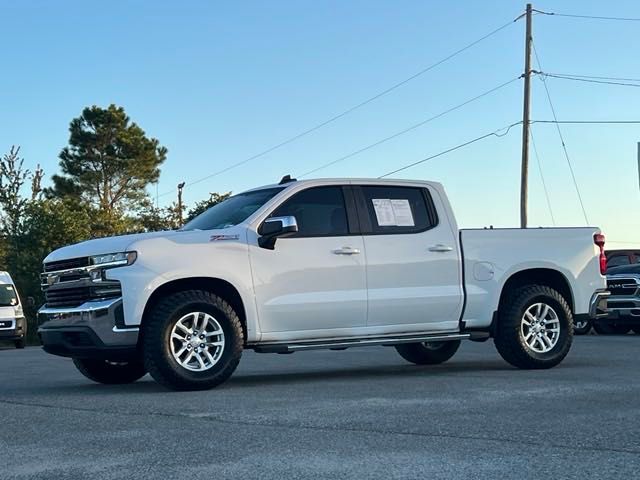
[279,174,297,185]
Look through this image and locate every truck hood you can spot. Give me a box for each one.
[44,230,182,263]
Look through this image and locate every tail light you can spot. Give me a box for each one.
[594,233,606,275]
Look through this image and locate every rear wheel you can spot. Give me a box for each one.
[73,358,147,384]
[494,285,573,369]
[142,290,244,391]
[395,340,461,365]
[592,322,631,335]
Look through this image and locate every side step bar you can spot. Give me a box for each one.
[252,331,486,354]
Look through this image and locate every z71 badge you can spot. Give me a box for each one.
[210,234,239,242]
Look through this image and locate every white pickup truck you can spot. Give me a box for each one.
[38,177,609,391]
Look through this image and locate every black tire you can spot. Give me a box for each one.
[73,358,147,384]
[573,318,592,335]
[395,340,461,365]
[14,338,25,349]
[142,290,243,391]
[633,327,640,335]
[592,322,631,335]
[494,285,573,369]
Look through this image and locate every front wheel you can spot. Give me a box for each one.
[494,285,573,369]
[395,340,461,365]
[14,338,25,349]
[73,358,147,384]
[142,290,244,391]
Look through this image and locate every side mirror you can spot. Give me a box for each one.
[258,216,298,249]
[27,297,35,307]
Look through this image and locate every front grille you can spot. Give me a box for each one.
[45,283,122,308]
[607,277,639,297]
[44,257,90,272]
[45,287,91,308]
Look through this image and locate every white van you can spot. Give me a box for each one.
[0,271,26,349]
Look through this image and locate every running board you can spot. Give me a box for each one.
[252,332,474,354]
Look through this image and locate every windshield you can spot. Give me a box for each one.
[0,285,18,307]
[182,187,284,231]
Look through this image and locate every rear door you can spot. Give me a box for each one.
[354,184,463,332]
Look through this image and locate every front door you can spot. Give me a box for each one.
[249,185,367,338]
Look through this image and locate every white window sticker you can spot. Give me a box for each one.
[371,199,396,226]
[390,199,414,226]
[371,198,415,227]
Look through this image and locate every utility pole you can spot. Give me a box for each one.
[177,182,185,227]
[520,3,533,228]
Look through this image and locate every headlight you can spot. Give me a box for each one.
[90,251,137,268]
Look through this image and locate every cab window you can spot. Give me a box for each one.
[357,185,437,235]
[270,186,349,237]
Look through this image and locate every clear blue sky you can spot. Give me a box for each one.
[1,0,639,245]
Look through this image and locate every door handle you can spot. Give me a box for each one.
[428,244,453,252]
[333,246,361,255]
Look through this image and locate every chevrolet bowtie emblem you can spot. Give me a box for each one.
[47,275,59,286]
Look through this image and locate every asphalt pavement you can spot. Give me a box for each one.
[1,336,639,479]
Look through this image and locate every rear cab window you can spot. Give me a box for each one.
[354,185,438,235]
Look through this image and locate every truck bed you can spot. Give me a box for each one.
[460,227,605,329]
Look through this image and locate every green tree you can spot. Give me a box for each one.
[137,199,180,232]
[0,146,31,238]
[185,192,231,223]
[0,146,44,274]
[49,104,167,226]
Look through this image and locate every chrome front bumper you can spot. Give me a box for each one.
[37,297,139,359]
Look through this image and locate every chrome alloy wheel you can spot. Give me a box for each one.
[521,303,561,353]
[170,312,225,372]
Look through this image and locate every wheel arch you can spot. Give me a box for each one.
[140,277,248,345]
[498,268,575,314]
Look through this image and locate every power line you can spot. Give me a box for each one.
[155,17,520,199]
[537,11,640,22]
[537,72,640,88]
[532,42,589,225]
[378,121,521,178]
[533,120,640,124]
[540,73,640,83]
[299,76,522,178]
[529,128,556,225]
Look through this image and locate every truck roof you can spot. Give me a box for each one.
[243,177,439,193]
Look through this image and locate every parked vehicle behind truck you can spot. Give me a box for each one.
[0,271,27,349]
[595,263,640,335]
[38,177,608,390]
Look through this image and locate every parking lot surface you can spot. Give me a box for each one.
[1,336,639,479]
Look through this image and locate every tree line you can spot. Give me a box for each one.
[0,105,229,342]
